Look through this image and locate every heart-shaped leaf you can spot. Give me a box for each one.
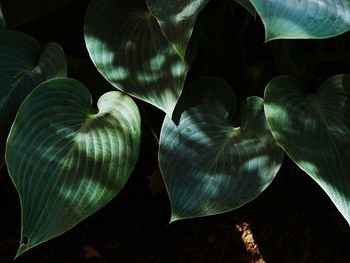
[6,78,141,257]
[0,29,66,168]
[84,0,189,116]
[146,0,209,59]
[1,0,71,27]
[250,0,350,41]
[264,74,350,225]
[159,77,284,221]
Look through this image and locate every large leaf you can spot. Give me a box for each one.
[0,29,66,168]
[250,0,350,41]
[264,74,350,225]
[84,0,189,116]
[6,78,141,257]
[146,0,209,59]
[1,0,71,28]
[159,77,284,221]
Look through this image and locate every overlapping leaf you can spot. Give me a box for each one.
[264,74,350,225]
[84,0,189,116]
[1,0,71,27]
[146,0,209,59]
[6,78,141,257]
[159,77,284,221]
[250,0,350,40]
[0,30,66,168]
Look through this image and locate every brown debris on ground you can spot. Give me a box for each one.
[235,219,265,263]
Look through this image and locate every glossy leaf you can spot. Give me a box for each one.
[159,77,284,221]
[6,78,141,257]
[146,0,209,59]
[1,0,71,27]
[264,74,350,225]
[250,0,350,41]
[85,0,189,116]
[235,0,256,18]
[0,29,66,168]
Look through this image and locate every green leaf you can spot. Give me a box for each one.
[159,77,284,221]
[1,0,71,27]
[250,0,350,41]
[264,74,350,225]
[0,29,66,168]
[235,0,256,18]
[146,0,209,59]
[6,78,141,257]
[84,0,189,116]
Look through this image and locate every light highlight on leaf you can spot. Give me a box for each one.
[146,0,209,59]
[84,0,189,116]
[6,78,141,257]
[159,77,283,221]
[264,74,350,225]
[250,0,350,41]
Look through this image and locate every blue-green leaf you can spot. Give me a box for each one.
[159,77,284,221]
[0,29,66,168]
[146,0,209,59]
[250,0,350,41]
[6,78,141,257]
[264,74,350,225]
[84,0,189,116]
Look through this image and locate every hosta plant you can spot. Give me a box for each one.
[0,0,350,258]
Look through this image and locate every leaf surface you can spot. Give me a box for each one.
[264,74,350,225]
[159,77,284,221]
[250,0,350,41]
[0,30,66,168]
[6,78,141,257]
[146,0,209,59]
[84,0,189,116]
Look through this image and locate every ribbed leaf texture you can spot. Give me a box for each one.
[146,0,209,59]
[159,77,284,221]
[84,0,189,116]
[264,74,350,225]
[250,0,350,40]
[6,78,141,257]
[0,29,66,168]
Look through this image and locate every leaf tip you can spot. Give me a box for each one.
[14,240,30,259]
[169,216,179,224]
[169,212,184,224]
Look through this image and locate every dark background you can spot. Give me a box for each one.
[1,0,350,262]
